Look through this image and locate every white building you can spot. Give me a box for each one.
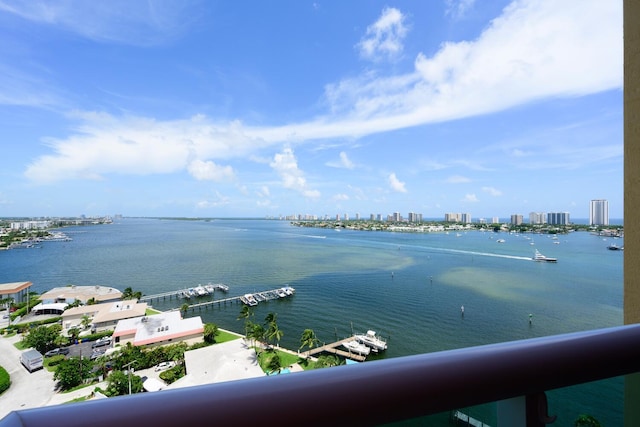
[61,299,147,333]
[112,311,204,348]
[589,199,609,226]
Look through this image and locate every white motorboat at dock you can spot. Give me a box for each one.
[354,330,387,351]
[342,340,371,356]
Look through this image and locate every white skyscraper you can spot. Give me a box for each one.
[589,199,609,225]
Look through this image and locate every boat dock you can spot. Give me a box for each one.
[140,286,294,314]
[304,337,368,362]
[140,283,230,303]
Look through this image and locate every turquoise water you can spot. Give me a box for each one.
[0,218,624,425]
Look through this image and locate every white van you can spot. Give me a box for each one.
[20,349,43,372]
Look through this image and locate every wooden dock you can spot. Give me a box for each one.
[141,287,293,313]
[304,337,367,362]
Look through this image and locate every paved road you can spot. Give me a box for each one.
[0,334,56,420]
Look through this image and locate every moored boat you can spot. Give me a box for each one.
[354,330,387,351]
[342,340,371,356]
[281,285,295,295]
[240,294,258,306]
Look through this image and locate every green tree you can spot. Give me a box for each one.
[574,414,602,427]
[267,321,283,347]
[237,305,254,337]
[267,352,281,374]
[23,324,62,354]
[264,312,283,347]
[121,287,142,301]
[80,314,92,330]
[249,323,266,349]
[54,357,93,391]
[67,327,80,343]
[105,369,143,396]
[203,323,218,343]
[299,329,320,352]
[180,303,190,316]
[315,354,342,369]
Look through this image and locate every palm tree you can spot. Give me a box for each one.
[268,322,283,348]
[237,305,254,337]
[299,329,320,352]
[203,323,218,343]
[180,303,190,317]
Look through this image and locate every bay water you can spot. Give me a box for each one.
[0,218,624,425]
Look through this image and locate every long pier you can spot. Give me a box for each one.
[140,287,293,313]
[304,337,368,362]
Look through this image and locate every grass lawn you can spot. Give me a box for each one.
[214,329,242,344]
[145,308,162,315]
[257,348,315,372]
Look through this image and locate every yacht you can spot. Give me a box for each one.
[240,294,258,306]
[354,330,387,351]
[342,340,371,356]
[532,250,557,263]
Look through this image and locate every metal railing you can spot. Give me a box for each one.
[2,324,640,427]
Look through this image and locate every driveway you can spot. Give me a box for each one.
[0,334,56,421]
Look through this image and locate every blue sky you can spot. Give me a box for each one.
[0,0,622,219]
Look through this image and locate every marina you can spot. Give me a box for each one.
[141,285,295,313]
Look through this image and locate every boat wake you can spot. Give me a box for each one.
[432,247,532,261]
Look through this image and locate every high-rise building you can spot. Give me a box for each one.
[511,214,523,225]
[529,212,547,224]
[547,212,570,225]
[589,199,609,226]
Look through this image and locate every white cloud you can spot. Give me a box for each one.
[445,0,476,19]
[323,0,621,132]
[326,151,355,169]
[462,193,479,202]
[187,159,234,181]
[0,0,195,46]
[21,1,622,187]
[447,175,471,184]
[333,193,350,201]
[270,147,320,199]
[356,7,408,62]
[196,191,230,209]
[256,186,270,198]
[482,186,502,196]
[388,172,407,193]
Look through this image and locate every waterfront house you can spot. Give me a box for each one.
[0,281,32,305]
[112,311,204,348]
[39,285,122,305]
[61,299,147,333]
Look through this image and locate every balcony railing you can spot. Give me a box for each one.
[2,324,640,427]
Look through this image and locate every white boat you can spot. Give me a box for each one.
[532,249,557,263]
[194,285,208,296]
[215,283,229,292]
[281,285,295,296]
[204,284,215,293]
[354,330,387,351]
[276,288,287,298]
[496,239,506,243]
[240,294,258,306]
[342,340,371,356]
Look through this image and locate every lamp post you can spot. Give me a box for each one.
[122,361,135,395]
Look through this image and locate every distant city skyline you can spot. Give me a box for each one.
[0,1,622,219]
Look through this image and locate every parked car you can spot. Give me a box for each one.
[92,337,111,348]
[44,347,70,357]
[90,349,105,360]
[154,361,176,372]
